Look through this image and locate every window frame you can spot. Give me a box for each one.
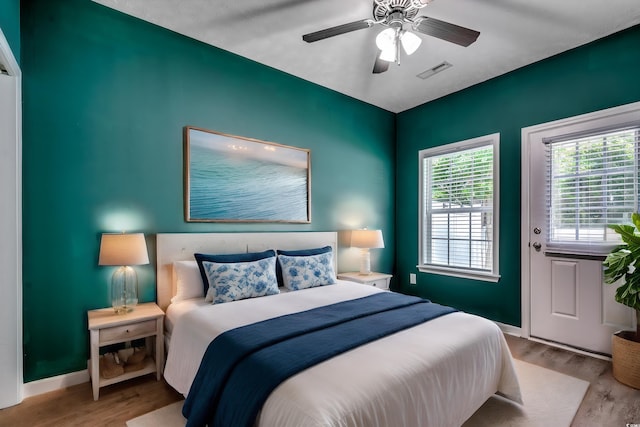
[418,133,501,282]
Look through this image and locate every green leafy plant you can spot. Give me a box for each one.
[603,213,640,342]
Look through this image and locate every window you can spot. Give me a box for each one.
[546,127,640,249]
[418,133,500,282]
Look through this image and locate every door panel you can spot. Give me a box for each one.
[530,252,620,353]
[550,260,577,317]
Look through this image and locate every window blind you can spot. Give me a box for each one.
[423,144,494,270]
[546,127,640,245]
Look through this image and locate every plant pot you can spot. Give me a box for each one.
[612,330,640,389]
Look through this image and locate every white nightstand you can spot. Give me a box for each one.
[337,272,393,290]
[87,302,164,400]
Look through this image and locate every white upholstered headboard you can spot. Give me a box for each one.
[156,232,338,310]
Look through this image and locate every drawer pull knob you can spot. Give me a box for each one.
[126,329,129,333]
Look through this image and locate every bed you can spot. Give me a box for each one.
[157,232,522,427]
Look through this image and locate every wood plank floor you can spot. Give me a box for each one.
[0,335,638,426]
[0,374,183,427]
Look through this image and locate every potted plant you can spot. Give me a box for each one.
[603,213,640,389]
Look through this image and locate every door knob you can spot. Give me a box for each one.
[532,242,542,251]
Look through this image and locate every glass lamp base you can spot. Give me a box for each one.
[111,266,139,314]
[112,305,134,314]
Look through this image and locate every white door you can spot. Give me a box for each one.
[524,104,639,355]
[0,30,22,408]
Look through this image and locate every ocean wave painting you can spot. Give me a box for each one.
[185,127,310,222]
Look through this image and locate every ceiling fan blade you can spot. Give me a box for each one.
[413,17,480,47]
[373,50,389,74]
[303,20,373,43]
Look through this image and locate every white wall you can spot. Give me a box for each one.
[0,28,23,409]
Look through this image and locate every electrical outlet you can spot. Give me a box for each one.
[409,273,416,285]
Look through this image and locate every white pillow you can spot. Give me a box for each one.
[171,260,204,303]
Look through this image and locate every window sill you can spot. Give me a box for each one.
[416,265,501,282]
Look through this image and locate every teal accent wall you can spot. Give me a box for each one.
[0,0,20,62]
[21,0,395,382]
[395,25,640,326]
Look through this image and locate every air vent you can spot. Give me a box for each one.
[417,61,452,80]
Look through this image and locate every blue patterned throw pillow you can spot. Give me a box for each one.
[195,250,276,295]
[278,252,337,291]
[202,256,279,304]
[275,246,333,287]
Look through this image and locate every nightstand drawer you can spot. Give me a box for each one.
[100,319,156,343]
[337,272,392,290]
[369,279,389,289]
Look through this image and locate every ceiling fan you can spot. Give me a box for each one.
[302,0,480,74]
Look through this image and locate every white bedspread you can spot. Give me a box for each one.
[164,281,522,427]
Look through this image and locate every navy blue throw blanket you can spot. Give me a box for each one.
[183,292,456,427]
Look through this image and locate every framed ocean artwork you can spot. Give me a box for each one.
[184,126,311,223]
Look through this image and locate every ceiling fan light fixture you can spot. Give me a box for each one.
[302,0,480,75]
[379,46,397,62]
[400,31,422,55]
[375,28,396,51]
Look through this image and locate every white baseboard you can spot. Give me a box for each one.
[495,321,522,337]
[23,369,89,399]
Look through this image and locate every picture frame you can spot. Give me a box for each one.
[184,126,311,223]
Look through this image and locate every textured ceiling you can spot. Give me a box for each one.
[93,0,640,113]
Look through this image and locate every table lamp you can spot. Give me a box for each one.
[99,233,149,314]
[351,229,384,275]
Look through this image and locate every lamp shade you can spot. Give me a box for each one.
[375,28,396,51]
[379,46,397,62]
[99,233,149,266]
[351,229,385,249]
[400,30,422,55]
